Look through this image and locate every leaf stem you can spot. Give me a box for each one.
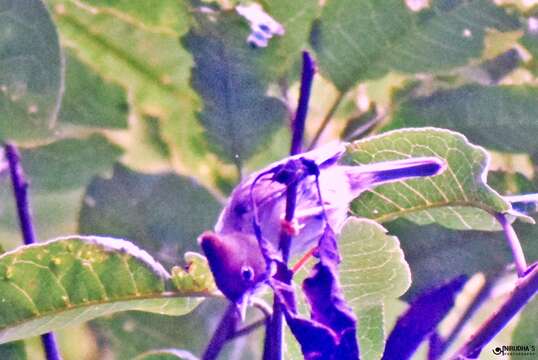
[4,143,63,360]
[263,51,316,360]
[495,213,528,277]
[307,91,344,150]
[450,263,538,359]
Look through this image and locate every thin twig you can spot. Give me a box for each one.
[450,264,538,359]
[496,213,528,277]
[307,91,344,150]
[4,143,63,360]
[263,51,316,360]
[202,303,238,360]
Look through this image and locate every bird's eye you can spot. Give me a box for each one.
[240,265,254,282]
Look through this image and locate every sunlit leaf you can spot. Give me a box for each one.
[48,0,209,178]
[0,0,63,141]
[312,0,520,91]
[0,236,208,344]
[59,52,128,129]
[345,128,509,230]
[134,348,199,360]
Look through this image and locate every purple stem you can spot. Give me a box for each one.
[495,213,528,277]
[202,303,238,360]
[450,264,538,359]
[429,279,493,358]
[263,51,316,360]
[4,144,63,360]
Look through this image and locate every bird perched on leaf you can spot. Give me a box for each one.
[199,142,445,316]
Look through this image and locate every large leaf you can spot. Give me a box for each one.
[48,1,210,179]
[59,52,128,129]
[339,218,411,360]
[345,128,509,231]
[312,0,520,91]
[387,85,538,156]
[182,9,287,166]
[0,0,63,141]
[79,164,222,267]
[80,0,188,33]
[0,236,210,344]
[386,217,538,298]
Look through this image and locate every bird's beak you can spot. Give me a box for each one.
[235,292,251,321]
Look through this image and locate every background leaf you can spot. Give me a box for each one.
[79,164,222,267]
[345,128,509,231]
[0,236,207,344]
[182,9,287,167]
[0,341,26,359]
[0,0,64,141]
[47,0,211,179]
[91,298,263,360]
[511,297,538,347]
[387,218,538,298]
[59,52,128,129]
[312,0,520,91]
[387,85,538,157]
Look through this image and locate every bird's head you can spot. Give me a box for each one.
[198,231,267,317]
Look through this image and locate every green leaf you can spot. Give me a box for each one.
[20,134,123,192]
[0,341,26,359]
[48,1,209,178]
[171,252,218,295]
[345,128,509,230]
[356,305,383,360]
[0,236,207,344]
[511,297,538,347]
[259,0,319,77]
[79,164,222,267]
[340,218,411,360]
[182,10,287,166]
[312,0,520,91]
[0,0,64,141]
[386,218,538,298]
[134,349,198,360]
[387,85,538,156]
[59,52,128,129]
[80,0,189,34]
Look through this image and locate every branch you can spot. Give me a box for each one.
[4,143,63,360]
[450,264,538,359]
[263,51,316,360]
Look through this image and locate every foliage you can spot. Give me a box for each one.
[0,0,537,359]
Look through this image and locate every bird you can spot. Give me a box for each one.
[199,142,445,316]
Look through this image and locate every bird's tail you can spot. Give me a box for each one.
[346,157,446,197]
